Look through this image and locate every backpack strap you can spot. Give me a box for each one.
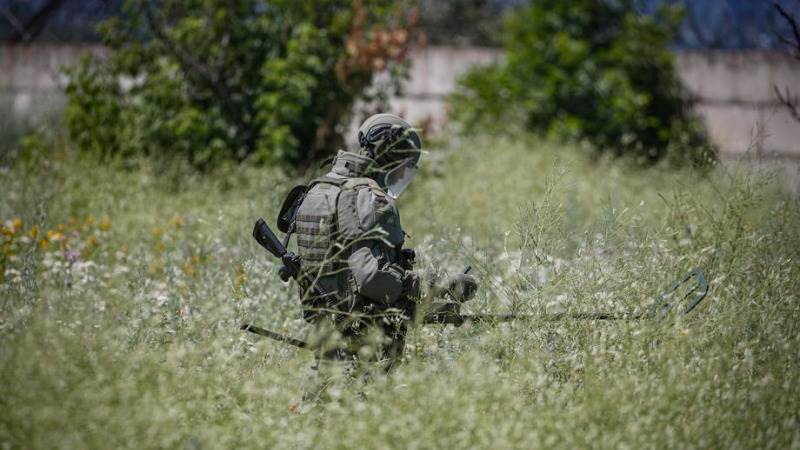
[309,176,348,188]
[342,177,385,192]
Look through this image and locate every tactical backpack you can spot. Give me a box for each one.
[279,176,403,321]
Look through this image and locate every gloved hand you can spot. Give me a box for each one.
[442,272,478,303]
[403,270,421,299]
[278,252,302,282]
[400,248,416,270]
[278,265,291,282]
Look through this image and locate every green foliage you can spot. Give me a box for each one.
[1,136,798,448]
[64,0,416,168]
[450,0,717,167]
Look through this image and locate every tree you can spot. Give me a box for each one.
[450,0,716,166]
[64,0,420,168]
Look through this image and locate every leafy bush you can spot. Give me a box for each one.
[64,0,420,168]
[450,0,716,166]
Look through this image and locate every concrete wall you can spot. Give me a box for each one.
[678,52,800,157]
[0,44,106,145]
[386,46,501,131]
[2,44,798,190]
[679,52,800,193]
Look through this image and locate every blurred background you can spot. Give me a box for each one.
[1,0,799,191]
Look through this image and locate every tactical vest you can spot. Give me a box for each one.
[292,176,403,317]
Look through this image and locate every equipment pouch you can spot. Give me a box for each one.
[347,247,403,304]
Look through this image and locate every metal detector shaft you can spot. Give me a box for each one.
[240,324,309,349]
[423,268,710,326]
[422,312,641,325]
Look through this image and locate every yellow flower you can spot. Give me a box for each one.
[679,328,690,336]
[171,215,185,229]
[85,234,99,248]
[182,261,196,277]
[28,225,38,239]
[152,240,164,254]
[147,260,163,276]
[235,264,247,285]
[99,216,112,231]
[39,239,49,250]
[182,254,201,277]
[85,215,96,226]
[2,218,21,236]
[46,230,65,242]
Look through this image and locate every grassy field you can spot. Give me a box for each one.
[1,135,799,449]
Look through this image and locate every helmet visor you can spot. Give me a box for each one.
[384,157,418,199]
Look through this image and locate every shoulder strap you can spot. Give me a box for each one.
[343,177,382,192]
[309,176,348,188]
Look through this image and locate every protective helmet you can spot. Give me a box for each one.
[356,113,422,198]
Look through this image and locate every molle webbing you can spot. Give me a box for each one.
[296,214,334,263]
[294,177,346,276]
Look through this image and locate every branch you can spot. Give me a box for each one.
[1,7,30,41]
[775,85,800,122]
[774,2,800,56]
[773,2,800,123]
[8,0,66,43]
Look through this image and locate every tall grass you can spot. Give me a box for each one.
[1,135,798,449]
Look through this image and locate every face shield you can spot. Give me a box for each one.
[383,154,420,199]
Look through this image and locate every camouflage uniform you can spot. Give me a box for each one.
[292,114,422,373]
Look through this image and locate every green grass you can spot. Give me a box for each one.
[1,135,799,449]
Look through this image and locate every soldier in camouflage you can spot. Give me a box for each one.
[282,113,479,403]
[292,114,429,373]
